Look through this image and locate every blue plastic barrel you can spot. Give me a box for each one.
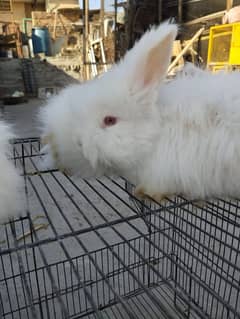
[32,27,52,56]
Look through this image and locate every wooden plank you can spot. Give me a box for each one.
[168,27,205,74]
[88,47,97,77]
[100,39,107,72]
[90,38,103,45]
[185,11,226,25]
[172,40,184,65]
[53,4,81,11]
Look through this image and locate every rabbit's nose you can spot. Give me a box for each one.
[77,140,83,148]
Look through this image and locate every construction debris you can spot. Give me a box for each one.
[1,0,240,95]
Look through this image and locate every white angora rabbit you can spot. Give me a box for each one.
[39,21,240,202]
[0,121,23,220]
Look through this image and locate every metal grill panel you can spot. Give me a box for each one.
[0,138,239,319]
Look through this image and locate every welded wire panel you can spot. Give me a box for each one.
[0,138,240,319]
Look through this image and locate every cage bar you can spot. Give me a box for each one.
[0,138,239,319]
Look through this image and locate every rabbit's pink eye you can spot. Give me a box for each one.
[103,116,117,127]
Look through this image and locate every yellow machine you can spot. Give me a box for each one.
[207,22,240,72]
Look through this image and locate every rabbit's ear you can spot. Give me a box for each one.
[126,22,178,90]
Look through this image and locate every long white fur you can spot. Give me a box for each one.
[40,21,240,200]
[0,121,23,221]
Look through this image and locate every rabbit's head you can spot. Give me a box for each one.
[40,22,177,179]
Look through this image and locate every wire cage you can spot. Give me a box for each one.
[0,138,240,319]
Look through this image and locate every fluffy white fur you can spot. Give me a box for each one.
[40,21,240,200]
[0,121,23,221]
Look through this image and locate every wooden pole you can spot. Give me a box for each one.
[158,0,163,23]
[114,0,117,62]
[84,0,89,55]
[9,0,14,24]
[178,0,183,23]
[16,26,23,58]
[100,0,104,38]
[9,0,13,15]
[83,0,89,80]
[9,0,23,58]
[226,0,233,11]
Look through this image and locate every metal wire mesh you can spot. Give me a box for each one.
[0,138,240,319]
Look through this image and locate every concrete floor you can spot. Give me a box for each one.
[1,98,44,137]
